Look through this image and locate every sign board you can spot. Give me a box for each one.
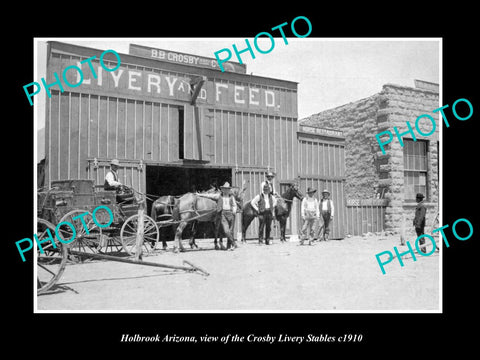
[48,53,296,116]
[298,125,344,138]
[129,44,247,74]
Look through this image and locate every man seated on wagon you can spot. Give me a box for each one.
[104,159,122,191]
[104,159,134,204]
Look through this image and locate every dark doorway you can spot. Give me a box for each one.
[145,165,232,241]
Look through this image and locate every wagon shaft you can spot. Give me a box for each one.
[67,249,205,274]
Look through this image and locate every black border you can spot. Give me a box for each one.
[7,5,478,355]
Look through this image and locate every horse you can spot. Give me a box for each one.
[241,183,304,243]
[151,182,247,252]
[150,195,177,249]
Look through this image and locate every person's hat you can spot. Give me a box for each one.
[110,159,120,166]
[322,189,330,194]
[220,182,231,189]
[307,187,317,194]
[266,171,275,177]
[263,183,271,189]
[416,193,425,199]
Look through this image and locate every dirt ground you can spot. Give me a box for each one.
[36,234,440,312]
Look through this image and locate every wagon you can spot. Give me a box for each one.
[36,179,160,294]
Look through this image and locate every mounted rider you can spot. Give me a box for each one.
[260,171,277,196]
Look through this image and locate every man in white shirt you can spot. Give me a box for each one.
[300,187,320,245]
[318,189,334,241]
[104,159,122,190]
[251,183,277,245]
[260,171,277,196]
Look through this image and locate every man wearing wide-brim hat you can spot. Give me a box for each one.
[251,183,277,245]
[317,189,334,241]
[300,187,320,245]
[198,182,238,250]
[104,159,122,191]
[413,192,427,253]
[260,171,277,196]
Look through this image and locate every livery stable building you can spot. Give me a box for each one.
[38,41,353,241]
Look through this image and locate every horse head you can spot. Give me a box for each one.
[282,183,304,201]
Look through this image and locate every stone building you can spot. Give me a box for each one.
[299,80,440,233]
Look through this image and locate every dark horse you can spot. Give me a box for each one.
[241,183,303,242]
[150,195,177,250]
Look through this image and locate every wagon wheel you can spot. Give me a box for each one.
[96,234,124,254]
[56,210,103,262]
[120,214,159,255]
[37,218,68,295]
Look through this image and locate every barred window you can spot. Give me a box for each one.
[404,139,428,201]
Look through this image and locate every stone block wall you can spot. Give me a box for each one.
[299,82,440,233]
[380,84,439,232]
[299,95,381,199]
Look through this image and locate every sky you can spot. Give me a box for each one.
[35,37,440,123]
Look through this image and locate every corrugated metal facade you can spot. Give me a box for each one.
[296,132,346,239]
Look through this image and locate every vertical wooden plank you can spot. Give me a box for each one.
[69,93,80,179]
[279,117,284,179]
[49,92,59,183]
[311,140,318,177]
[170,105,180,161]
[58,92,69,179]
[257,115,262,166]
[144,101,152,159]
[150,102,156,160]
[263,115,269,168]
[125,100,135,159]
[160,104,169,162]
[290,118,294,180]
[79,94,89,179]
[241,113,247,165]
[233,112,238,165]
[107,97,117,159]
[228,112,235,164]
[301,141,307,176]
[151,103,159,161]
[88,95,98,159]
[251,114,257,166]
[183,104,193,159]
[98,96,108,158]
[117,99,126,159]
[274,117,279,177]
[215,110,222,164]
[135,100,143,160]
[220,111,227,164]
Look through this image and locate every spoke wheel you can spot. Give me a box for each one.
[120,214,159,255]
[57,210,102,262]
[37,218,68,295]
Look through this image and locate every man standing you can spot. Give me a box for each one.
[300,187,320,245]
[251,183,277,245]
[198,182,238,250]
[413,193,427,253]
[318,189,334,241]
[260,171,277,196]
[104,159,122,190]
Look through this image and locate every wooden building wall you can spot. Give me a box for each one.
[43,42,301,238]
